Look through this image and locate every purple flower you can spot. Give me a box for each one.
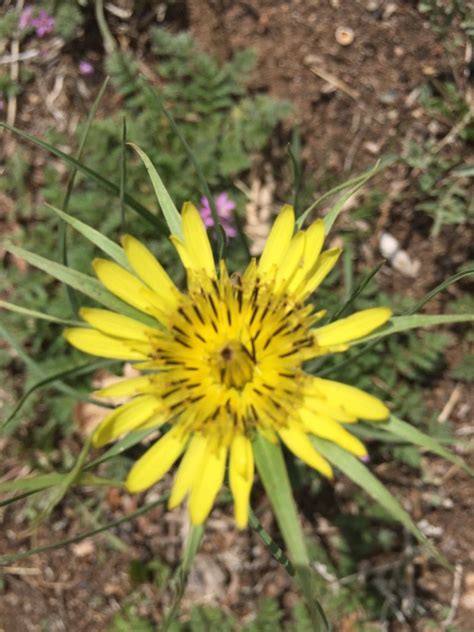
[199,192,237,238]
[79,60,94,76]
[19,6,33,30]
[31,10,54,38]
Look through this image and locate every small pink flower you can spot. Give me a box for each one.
[199,192,237,238]
[79,60,94,76]
[31,10,54,38]
[19,6,33,30]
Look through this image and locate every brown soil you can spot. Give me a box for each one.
[1,1,473,631]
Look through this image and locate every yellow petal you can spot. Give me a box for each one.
[181,202,216,277]
[126,427,188,493]
[300,409,367,457]
[304,395,357,423]
[312,377,390,420]
[273,231,306,291]
[229,435,254,528]
[121,235,180,311]
[93,258,162,316]
[278,424,333,478]
[64,328,148,360]
[94,375,151,398]
[300,247,341,297]
[189,443,227,525]
[314,307,392,347]
[168,433,208,509]
[258,204,295,276]
[92,395,163,447]
[287,219,325,293]
[80,308,156,341]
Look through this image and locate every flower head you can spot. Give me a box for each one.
[79,60,94,76]
[65,204,391,528]
[31,10,54,38]
[199,192,237,238]
[19,6,33,30]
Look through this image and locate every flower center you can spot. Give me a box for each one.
[212,341,255,389]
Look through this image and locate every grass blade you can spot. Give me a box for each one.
[296,156,395,231]
[0,299,83,326]
[162,525,204,632]
[406,268,474,315]
[45,203,131,270]
[59,77,111,317]
[141,79,226,258]
[128,143,183,239]
[312,438,448,567]
[5,244,156,327]
[0,122,166,233]
[254,435,329,630]
[331,260,386,322]
[249,508,295,576]
[384,416,474,476]
[120,116,127,233]
[356,313,474,345]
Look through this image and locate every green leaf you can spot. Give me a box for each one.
[296,157,396,231]
[312,438,449,567]
[357,313,474,344]
[59,77,111,316]
[141,79,226,259]
[45,203,131,270]
[161,525,204,632]
[4,244,157,327]
[249,509,295,575]
[406,268,474,315]
[85,427,158,470]
[0,299,83,326]
[128,142,183,239]
[0,471,123,494]
[384,416,474,476]
[0,122,166,233]
[253,435,329,631]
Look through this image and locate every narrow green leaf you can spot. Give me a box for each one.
[384,416,474,476]
[253,435,329,631]
[31,437,93,528]
[0,299,83,326]
[249,509,295,576]
[4,244,157,327]
[141,79,225,259]
[0,471,123,494]
[59,77,111,317]
[296,156,396,231]
[406,268,474,315]
[84,427,157,470]
[120,116,127,233]
[0,122,166,232]
[45,203,131,270]
[161,524,205,632]
[128,142,183,239]
[331,260,386,322]
[312,438,448,567]
[2,359,115,431]
[357,313,474,345]
[0,494,168,565]
[0,323,107,407]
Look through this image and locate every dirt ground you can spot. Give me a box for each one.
[1,1,473,630]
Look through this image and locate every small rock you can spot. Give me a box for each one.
[335,26,355,46]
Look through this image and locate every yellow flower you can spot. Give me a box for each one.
[64,203,391,528]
